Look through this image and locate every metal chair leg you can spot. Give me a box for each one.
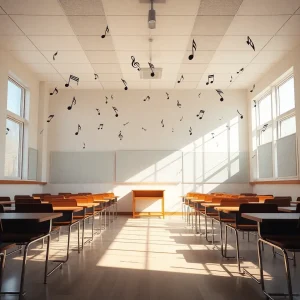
[43,236,50,284]
[234,228,242,273]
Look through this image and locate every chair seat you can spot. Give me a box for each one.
[51,226,60,232]
[1,233,46,243]
[53,219,78,226]
[229,224,258,231]
[195,208,205,212]
[213,216,235,223]
[265,236,300,251]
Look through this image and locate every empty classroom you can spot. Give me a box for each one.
[0,0,300,299]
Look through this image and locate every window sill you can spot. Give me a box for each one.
[0,180,46,185]
[250,180,300,185]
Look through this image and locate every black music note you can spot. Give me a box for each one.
[180,116,183,121]
[83,143,86,149]
[196,110,205,119]
[206,74,214,85]
[177,75,184,83]
[246,36,255,51]
[237,68,244,74]
[166,92,169,100]
[6,128,9,135]
[49,87,58,96]
[226,125,230,130]
[216,89,224,102]
[177,100,182,108]
[96,108,101,115]
[67,97,76,110]
[148,62,155,77]
[189,127,192,136]
[131,56,140,71]
[65,74,79,87]
[143,96,150,101]
[161,119,164,128]
[188,39,197,60]
[198,93,201,98]
[230,76,233,83]
[142,127,147,131]
[172,128,174,133]
[40,129,44,135]
[211,133,215,139]
[94,73,99,80]
[98,124,104,130]
[250,84,255,93]
[121,79,128,90]
[111,94,114,100]
[219,117,223,121]
[53,51,58,61]
[75,124,81,135]
[123,122,129,126]
[118,131,123,141]
[262,124,268,132]
[253,100,257,107]
[112,106,119,117]
[47,115,54,123]
[101,25,109,38]
[237,110,244,119]
[105,96,108,104]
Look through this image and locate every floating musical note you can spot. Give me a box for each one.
[237,110,244,119]
[189,127,192,136]
[98,124,104,130]
[226,125,230,130]
[211,133,215,139]
[96,108,101,115]
[252,154,256,158]
[172,128,174,133]
[143,96,150,101]
[123,122,129,126]
[219,117,223,121]
[111,94,113,100]
[166,92,169,100]
[75,124,81,136]
[196,110,205,119]
[65,74,79,87]
[6,128,9,135]
[101,25,109,38]
[121,79,128,90]
[53,51,58,61]
[188,39,197,60]
[105,96,108,104]
[94,73,99,80]
[250,84,255,93]
[253,100,257,107]
[177,75,184,83]
[67,97,76,110]
[47,115,54,123]
[112,106,119,117]
[49,87,58,96]
[131,56,140,71]
[118,131,123,141]
[142,127,147,131]
[148,62,155,77]
[237,68,244,74]
[161,119,164,128]
[177,100,182,108]
[230,76,233,83]
[198,93,201,98]
[262,124,268,132]
[206,74,214,85]
[40,129,44,135]
[246,36,255,51]
[216,89,224,102]
[83,143,86,149]
[180,116,183,121]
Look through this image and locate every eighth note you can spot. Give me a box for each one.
[189,127,192,136]
[198,93,201,98]
[143,96,150,101]
[250,84,255,93]
[83,143,86,150]
[50,87,58,96]
[68,97,76,110]
[177,75,184,83]
[121,79,128,90]
[94,73,99,80]
[180,116,183,121]
[96,108,100,115]
[142,127,147,131]
[237,68,244,74]
[98,124,104,130]
[123,122,129,126]
[161,119,164,128]
[105,96,108,104]
[75,124,81,136]
[166,92,169,100]
[53,51,58,61]
[246,36,255,51]
[188,39,197,60]
[101,25,109,38]
[253,100,257,107]
[65,74,79,87]
[262,124,268,132]
[230,76,233,83]
[216,89,224,102]
[112,106,119,117]
[148,62,155,77]
[196,110,205,119]
[206,74,214,85]
[177,100,182,108]
[211,133,215,139]
[237,109,244,119]
[47,115,54,123]
[6,128,9,135]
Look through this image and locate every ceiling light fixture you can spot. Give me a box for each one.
[148,0,156,29]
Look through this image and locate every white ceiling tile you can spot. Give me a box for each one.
[175,82,198,89]
[210,51,256,64]
[61,73,96,82]
[0,0,64,15]
[59,0,105,15]
[198,0,243,16]
[38,73,64,82]
[226,16,290,35]
[237,0,300,15]
[277,15,300,35]
[228,82,249,89]
[26,63,57,73]
[152,36,190,50]
[29,36,82,50]
[121,73,141,81]
[152,51,185,64]
[179,64,209,74]
[77,36,114,51]
[97,73,122,82]
[11,50,48,63]
[11,16,74,36]
[217,36,272,51]
[0,15,24,35]
[161,72,178,81]
[42,51,90,64]
[180,74,203,81]
[72,81,103,89]
[150,81,175,89]
[245,63,274,73]
[234,72,262,83]
[205,63,245,73]
[119,63,143,74]
[107,16,149,35]
[125,81,150,90]
[160,64,181,74]
[113,36,150,51]
[187,36,223,51]
[85,51,119,63]
[101,82,124,90]
[251,51,287,64]
[117,51,150,64]
[54,63,94,74]
[0,36,36,50]
[182,51,215,63]
[197,81,229,89]
[264,36,300,50]
[68,16,107,36]
[92,64,122,73]
[192,16,234,35]
[48,81,70,90]
[0,7,5,14]
[297,8,300,14]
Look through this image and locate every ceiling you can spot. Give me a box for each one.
[0,0,300,91]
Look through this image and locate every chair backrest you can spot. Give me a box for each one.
[32,193,51,197]
[296,203,300,213]
[44,195,65,201]
[47,199,78,207]
[0,204,5,213]
[14,195,32,200]
[15,203,54,213]
[264,197,291,207]
[78,193,92,195]
[15,199,42,204]
[240,193,257,196]
[58,193,72,196]
[219,197,258,206]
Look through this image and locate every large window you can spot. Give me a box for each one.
[5,78,26,178]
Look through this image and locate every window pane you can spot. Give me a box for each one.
[259,94,272,125]
[5,119,22,178]
[280,116,296,138]
[279,77,295,115]
[261,126,272,145]
[7,80,22,116]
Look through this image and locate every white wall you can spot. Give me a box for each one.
[45,89,251,211]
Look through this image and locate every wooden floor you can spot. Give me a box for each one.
[2,216,300,300]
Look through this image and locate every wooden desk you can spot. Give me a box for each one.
[132,190,164,218]
[215,206,239,213]
[0,201,15,205]
[201,203,220,208]
[53,207,83,212]
[0,212,62,222]
[278,207,297,213]
[242,213,300,222]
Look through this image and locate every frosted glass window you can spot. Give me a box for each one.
[7,79,23,116]
[260,126,272,145]
[278,77,295,115]
[279,116,296,138]
[259,94,272,125]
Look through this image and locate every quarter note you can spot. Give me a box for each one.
[96,108,100,115]
[131,56,140,71]
[189,127,192,136]
[121,79,128,90]
[177,75,184,83]
[253,100,257,107]
[49,87,58,96]
[262,124,268,132]
[118,131,123,141]
[65,74,79,87]
[166,92,169,100]
[143,96,150,101]
[98,124,104,130]
[123,122,129,126]
[6,128,9,135]
[216,89,224,102]
[196,110,205,119]
[83,143,86,149]
[94,73,99,80]
[180,116,183,121]
[246,36,255,51]
[148,62,155,77]
[75,124,81,135]
[206,74,214,85]
[161,119,164,128]
[211,133,215,139]
[101,25,109,38]
[40,129,44,135]
[47,115,54,123]
[172,128,174,133]
[112,106,119,117]
[237,68,244,74]
[105,96,108,104]
[230,76,233,83]
[198,93,201,98]
[188,39,197,60]
[177,100,182,108]
[53,51,58,61]
[142,127,147,131]
[237,109,244,119]
[67,97,76,110]
[250,84,255,93]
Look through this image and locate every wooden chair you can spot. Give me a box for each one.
[240,193,257,196]
[0,197,12,207]
[15,199,42,204]
[264,197,291,207]
[58,193,72,196]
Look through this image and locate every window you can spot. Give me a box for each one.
[259,94,272,125]
[279,116,296,139]
[278,77,295,115]
[260,126,272,145]
[5,78,26,178]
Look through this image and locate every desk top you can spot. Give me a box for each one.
[93,199,109,203]
[201,203,220,208]
[215,206,239,213]
[0,201,15,205]
[242,213,300,222]
[0,212,62,222]
[278,207,297,213]
[190,199,205,203]
[53,207,83,212]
